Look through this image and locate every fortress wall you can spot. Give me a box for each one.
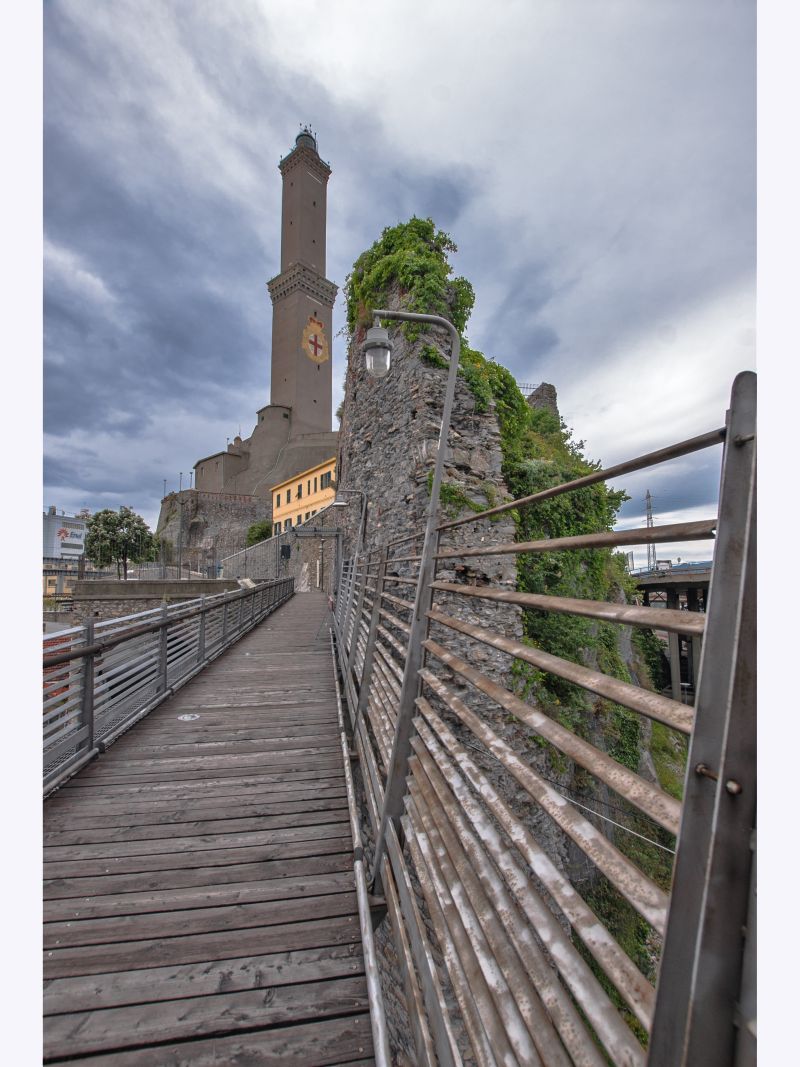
[156,490,272,567]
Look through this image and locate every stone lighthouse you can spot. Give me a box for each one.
[190,128,340,499]
[268,128,338,435]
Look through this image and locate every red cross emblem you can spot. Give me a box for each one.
[302,315,329,363]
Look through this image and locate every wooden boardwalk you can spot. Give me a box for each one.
[43,592,375,1066]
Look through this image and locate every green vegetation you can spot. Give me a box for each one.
[246,519,274,546]
[345,217,474,340]
[84,507,157,580]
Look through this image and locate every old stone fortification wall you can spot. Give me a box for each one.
[64,579,241,623]
[156,490,272,570]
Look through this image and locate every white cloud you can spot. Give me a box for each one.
[44,238,118,308]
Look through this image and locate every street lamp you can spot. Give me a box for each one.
[363,319,393,378]
[359,307,461,892]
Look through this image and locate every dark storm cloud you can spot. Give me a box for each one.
[43,0,754,532]
[613,456,723,524]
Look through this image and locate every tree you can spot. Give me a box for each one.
[84,507,158,579]
[246,519,273,546]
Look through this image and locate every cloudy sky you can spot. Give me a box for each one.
[42,0,755,565]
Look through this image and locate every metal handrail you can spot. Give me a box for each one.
[42,577,295,794]
[330,373,756,1066]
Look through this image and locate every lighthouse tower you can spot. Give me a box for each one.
[189,128,340,500]
[267,128,338,436]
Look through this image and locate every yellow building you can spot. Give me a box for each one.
[271,456,336,534]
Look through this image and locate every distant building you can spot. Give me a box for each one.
[271,457,336,534]
[43,505,88,560]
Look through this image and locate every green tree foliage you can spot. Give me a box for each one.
[246,519,273,546]
[84,507,158,580]
[345,216,475,340]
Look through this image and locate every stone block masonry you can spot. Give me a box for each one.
[156,490,272,572]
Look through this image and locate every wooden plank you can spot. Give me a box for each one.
[60,757,345,785]
[74,749,345,777]
[43,835,353,879]
[43,806,350,844]
[47,773,346,805]
[44,851,354,898]
[44,891,359,948]
[109,723,342,748]
[44,1011,374,1065]
[44,870,357,922]
[45,914,363,979]
[43,593,377,1063]
[44,942,365,1012]
[43,820,350,861]
[44,975,369,1058]
[43,794,348,831]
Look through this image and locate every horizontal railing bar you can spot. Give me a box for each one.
[414,687,669,933]
[408,777,548,1066]
[42,582,284,666]
[434,519,717,562]
[431,582,706,636]
[382,849,440,1067]
[419,665,680,834]
[382,575,418,587]
[411,742,620,1067]
[384,820,462,1067]
[382,591,414,612]
[426,612,693,734]
[438,426,726,531]
[415,702,656,1031]
[404,811,509,1067]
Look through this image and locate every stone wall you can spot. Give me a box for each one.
[218,506,355,595]
[67,578,241,623]
[156,490,272,572]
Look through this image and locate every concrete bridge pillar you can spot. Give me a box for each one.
[686,587,702,690]
[666,588,682,702]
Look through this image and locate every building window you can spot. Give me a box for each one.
[305,512,310,522]
[273,521,281,535]
[320,471,332,489]
[314,476,318,492]
[286,488,291,503]
[297,483,303,499]
[285,517,292,529]
[276,492,281,508]
[307,480,311,494]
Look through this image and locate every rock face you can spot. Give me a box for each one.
[527,381,559,417]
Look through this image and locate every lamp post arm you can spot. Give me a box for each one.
[368,308,461,891]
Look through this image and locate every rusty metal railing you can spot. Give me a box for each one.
[331,372,756,1066]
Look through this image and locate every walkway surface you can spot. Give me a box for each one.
[43,592,375,1066]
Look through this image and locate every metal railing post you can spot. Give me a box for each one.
[343,555,363,663]
[222,595,229,643]
[355,547,389,729]
[649,371,756,1066]
[346,555,371,679]
[197,595,206,663]
[81,619,95,750]
[158,604,169,693]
